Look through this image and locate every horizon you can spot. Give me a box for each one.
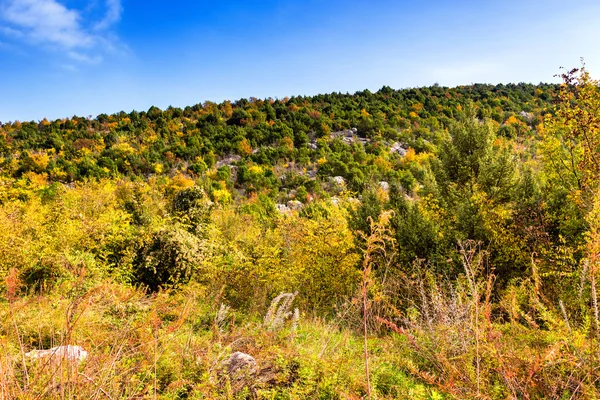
[1,0,599,121]
[0,80,561,123]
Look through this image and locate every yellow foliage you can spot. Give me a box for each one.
[222,100,233,117]
[403,147,417,163]
[0,180,133,280]
[169,173,195,192]
[412,102,424,112]
[373,156,392,171]
[29,152,50,170]
[205,204,359,312]
[280,136,294,151]
[248,165,264,175]
[505,115,525,127]
[211,188,231,204]
[376,186,389,203]
[111,142,135,156]
[23,172,48,187]
[536,122,545,135]
[49,167,67,181]
[238,138,253,156]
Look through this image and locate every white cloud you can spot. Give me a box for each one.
[1,0,93,48]
[67,50,102,64]
[94,0,121,31]
[0,0,123,63]
[1,25,23,37]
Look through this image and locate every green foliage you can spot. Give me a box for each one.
[132,225,205,292]
[171,186,213,233]
[2,75,600,398]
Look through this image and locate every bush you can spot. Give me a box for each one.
[171,186,213,233]
[132,226,204,291]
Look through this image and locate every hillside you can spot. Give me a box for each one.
[1,71,600,399]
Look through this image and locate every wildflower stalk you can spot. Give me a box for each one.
[358,211,393,400]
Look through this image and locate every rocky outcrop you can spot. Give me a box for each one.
[390,142,408,156]
[330,128,369,145]
[26,345,88,363]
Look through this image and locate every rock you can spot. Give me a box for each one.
[215,155,241,168]
[379,181,389,191]
[286,200,303,211]
[225,352,258,394]
[390,142,407,156]
[519,111,533,122]
[329,128,369,146]
[228,351,257,376]
[26,345,88,363]
[331,176,346,186]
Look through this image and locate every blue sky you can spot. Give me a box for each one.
[0,0,599,121]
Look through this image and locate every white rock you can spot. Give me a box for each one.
[331,176,346,186]
[390,142,407,156]
[26,345,88,363]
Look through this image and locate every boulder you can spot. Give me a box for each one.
[331,176,346,186]
[519,111,533,122]
[26,345,88,363]
[225,351,258,394]
[228,351,257,376]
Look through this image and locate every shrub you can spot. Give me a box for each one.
[132,226,204,291]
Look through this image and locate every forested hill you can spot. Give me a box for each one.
[5,73,600,398]
[1,83,555,186]
[0,82,571,287]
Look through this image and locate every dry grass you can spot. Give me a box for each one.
[0,279,441,399]
[374,241,600,399]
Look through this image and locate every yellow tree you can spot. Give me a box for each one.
[549,64,600,206]
[548,63,600,332]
